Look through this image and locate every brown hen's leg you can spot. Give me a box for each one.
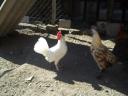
[96,69,105,79]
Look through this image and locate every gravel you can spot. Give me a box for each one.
[0,29,127,96]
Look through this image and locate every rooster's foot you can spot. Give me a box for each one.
[55,64,64,74]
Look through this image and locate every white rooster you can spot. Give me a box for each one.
[34,31,68,71]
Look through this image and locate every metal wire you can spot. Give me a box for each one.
[27,0,67,24]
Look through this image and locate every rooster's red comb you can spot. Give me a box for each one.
[57,31,62,34]
[57,31,62,40]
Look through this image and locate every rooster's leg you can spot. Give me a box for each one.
[55,65,59,71]
[55,60,59,71]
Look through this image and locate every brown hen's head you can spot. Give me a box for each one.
[91,25,102,47]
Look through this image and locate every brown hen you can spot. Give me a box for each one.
[90,26,120,78]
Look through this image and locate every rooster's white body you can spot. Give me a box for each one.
[34,36,67,71]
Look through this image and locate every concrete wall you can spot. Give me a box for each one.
[0,0,36,36]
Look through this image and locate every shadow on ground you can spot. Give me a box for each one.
[0,32,127,95]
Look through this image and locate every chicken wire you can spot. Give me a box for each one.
[27,0,67,24]
[0,0,4,6]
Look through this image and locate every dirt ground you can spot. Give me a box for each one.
[0,29,127,96]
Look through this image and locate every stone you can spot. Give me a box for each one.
[59,19,71,28]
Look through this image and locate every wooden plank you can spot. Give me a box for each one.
[5,0,37,33]
[0,0,37,36]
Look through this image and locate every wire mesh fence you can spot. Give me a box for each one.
[27,0,67,24]
[0,0,4,6]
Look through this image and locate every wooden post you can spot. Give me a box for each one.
[122,0,126,23]
[83,0,87,21]
[51,0,56,24]
[107,0,114,22]
[96,0,100,21]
